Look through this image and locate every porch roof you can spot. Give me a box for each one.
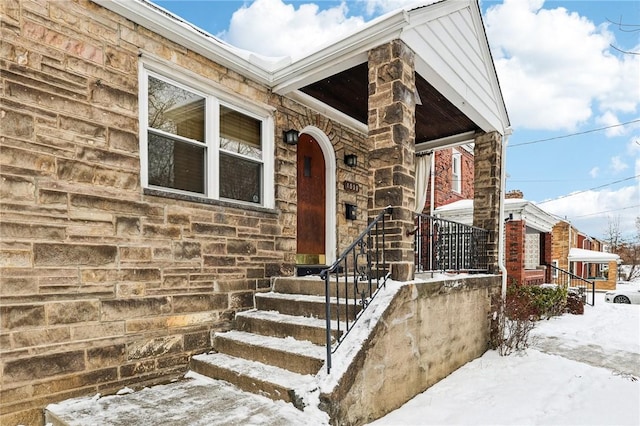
[568,248,620,263]
[94,0,510,151]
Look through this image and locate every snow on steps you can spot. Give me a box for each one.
[190,352,317,410]
[255,291,362,320]
[236,309,344,346]
[212,330,325,375]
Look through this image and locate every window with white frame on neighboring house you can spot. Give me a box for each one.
[139,63,274,208]
[551,260,558,278]
[451,150,461,193]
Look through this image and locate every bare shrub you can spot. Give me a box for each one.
[490,290,536,356]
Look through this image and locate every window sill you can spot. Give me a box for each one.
[143,188,278,215]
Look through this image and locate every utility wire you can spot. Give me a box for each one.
[509,119,640,148]
[536,174,640,205]
[570,204,640,219]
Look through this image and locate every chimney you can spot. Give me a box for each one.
[505,189,524,199]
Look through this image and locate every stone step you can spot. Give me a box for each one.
[190,352,317,409]
[213,330,325,376]
[255,292,363,321]
[273,275,382,298]
[235,309,344,346]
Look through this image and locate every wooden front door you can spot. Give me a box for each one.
[296,134,326,265]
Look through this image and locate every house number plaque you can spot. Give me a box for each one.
[343,181,359,193]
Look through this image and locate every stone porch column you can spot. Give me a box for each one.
[473,131,503,274]
[367,40,416,281]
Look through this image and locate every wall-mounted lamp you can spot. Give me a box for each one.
[282,129,299,145]
[344,154,358,168]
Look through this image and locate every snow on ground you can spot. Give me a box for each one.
[370,283,640,426]
[48,281,640,425]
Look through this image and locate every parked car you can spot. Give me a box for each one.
[604,287,640,304]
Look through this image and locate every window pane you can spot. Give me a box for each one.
[220,106,262,160]
[148,132,205,194]
[148,76,205,143]
[219,153,261,203]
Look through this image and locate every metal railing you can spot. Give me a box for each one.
[320,206,392,374]
[411,213,489,273]
[545,262,596,306]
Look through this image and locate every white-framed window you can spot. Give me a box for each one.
[451,150,461,193]
[139,60,274,208]
[551,260,559,278]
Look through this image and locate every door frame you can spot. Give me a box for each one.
[299,125,336,265]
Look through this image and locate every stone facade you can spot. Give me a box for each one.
[0,1,370,423]
[367,40,416,281]
[472,131,503,274]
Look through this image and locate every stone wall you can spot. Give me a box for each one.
[321,275,501,425]
[0,0,370,423]
[472,131,503,274]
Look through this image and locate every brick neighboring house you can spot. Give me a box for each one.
[0,0,510,423]
[551,220,619,290]
[434,191,558,286]
[422,144,475,215]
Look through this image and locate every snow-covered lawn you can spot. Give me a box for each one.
[370,284,640,426]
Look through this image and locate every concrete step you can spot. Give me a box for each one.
[255,292,363,321]
[213,330,325,375]
[235,309,344,346]
[190,352,318,410]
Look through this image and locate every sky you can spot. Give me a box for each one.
[46,278,640,425]
[153,0,640,240]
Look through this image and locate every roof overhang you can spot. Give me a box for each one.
[568,248,620,263]
[93,0,510,149]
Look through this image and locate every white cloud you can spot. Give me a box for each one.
[589,167,599,178]
[596,111,624,137]
[539,183,639,238]
[610,155,629,173]
[223,0,366,59]
[484,0,639,131]
[358,0,428,16]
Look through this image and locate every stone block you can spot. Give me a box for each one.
[227,240,256,255]
[109,128,138,153]
[172,241,201,260]
[1,221,66,241]
[46,300,100,324]
[184,330,210,351]
[2,350,85,382]
[119,359,156,378]
[119,268,161,282]
[86,344,126,370]
[126,335,183,361]
[192,222,236,237]
[172,294,216,313]
[203,256,236,267]
[0,108,34,138]
[229,291,254,310]
[0,248,32,267]
[1,304,45,329]
[11,326,71,348]
[115,216,141,235]
[33,243,116,266]
[100,297,171,321]
[70,322,124,341]
[57,158,94,183]
[0,174,36,201]
[1,144,55,175]
[119,246,152,261]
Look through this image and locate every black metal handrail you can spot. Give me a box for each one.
[410,213,489,273]
[545,263,596,306]
[320,206,392,374]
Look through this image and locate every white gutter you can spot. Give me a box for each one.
[499,128,512,299]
